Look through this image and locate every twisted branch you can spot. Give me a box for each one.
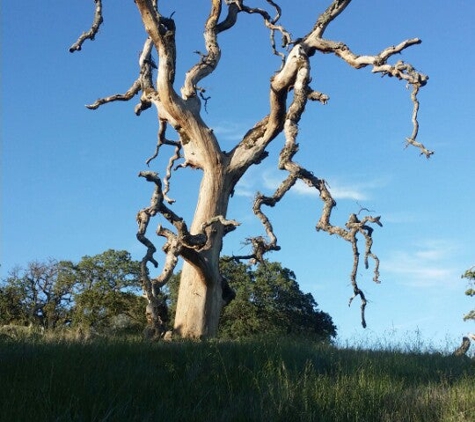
[137,171,240,292]
[405,85,433,157]
[243,44,382,327]
[302,36,432,157]
[236,0,292,63]
[136,171,168,337]
[69,0,104,53]
[145,119,182,203]
[181,0,222,101]
[85,38,156,114]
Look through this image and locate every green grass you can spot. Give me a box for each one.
[1,335,474,422]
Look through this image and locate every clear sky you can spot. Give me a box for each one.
[2,1,475,350]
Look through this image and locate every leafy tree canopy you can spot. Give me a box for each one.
[2,251,334,340]
[0,250,146,332]
[72,249,144,330]
[0,259,76,329]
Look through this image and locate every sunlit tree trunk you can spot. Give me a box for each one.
[174,257,223,338]
[173,166,235,338]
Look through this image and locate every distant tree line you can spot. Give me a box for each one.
[0,250,336,341]
[0,250,145,333]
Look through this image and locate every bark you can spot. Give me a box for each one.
[173,169,234,339]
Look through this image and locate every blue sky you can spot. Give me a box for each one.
[2,1,475,350]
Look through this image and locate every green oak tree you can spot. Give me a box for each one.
[0,284,30,326]
[1,250,146,333]
[0,259,76,329]
[72,250,145,331]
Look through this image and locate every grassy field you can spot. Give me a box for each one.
[1,334,474,422]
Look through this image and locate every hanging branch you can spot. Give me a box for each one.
[237,0,292,62]
[404,85,432,157]
[136,170,203,337]
[145,119,182,203]
[136,171,168,337]
[85,38,156,115]
[162,144,182,204]
[237,45,382,327]
[69,0,104,53]
[302,37,432,157]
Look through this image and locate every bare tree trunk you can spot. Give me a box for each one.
[174,259,222,338]
[173,169,231,338]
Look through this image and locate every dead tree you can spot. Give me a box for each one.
[70,0,432,339]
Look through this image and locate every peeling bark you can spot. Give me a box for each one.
[71,0,432,338]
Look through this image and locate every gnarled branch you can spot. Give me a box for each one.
[237,0,292,63]
[85,38,156,114]
[181,0,222,101]
[69,0,104,53]
[302,35,432,157]
[242,44,382,327]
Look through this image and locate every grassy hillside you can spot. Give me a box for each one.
[1,335,474,421]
